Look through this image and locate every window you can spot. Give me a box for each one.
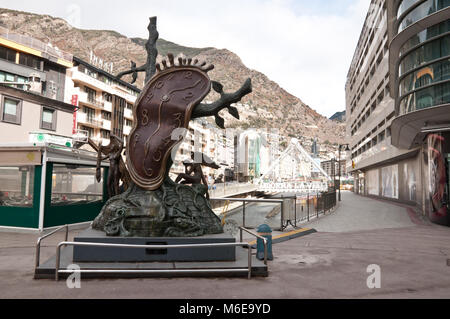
[101,129,110,139]
[0,166,35,207]
[85,86,96,103]
[102,92,112,102]
[80,125,94,138]
[0,46,16,62]
[18,53,40,70]
[83,106,95,123]
[40,107,56,131]
[101,111,111,120]
[51,164,103,205]
[1,96,22,124]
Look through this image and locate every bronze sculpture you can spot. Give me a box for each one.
[95,134,124,198]
[92,17,252,237]
[175,152,220,200]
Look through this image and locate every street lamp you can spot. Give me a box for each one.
[338,143,350,201]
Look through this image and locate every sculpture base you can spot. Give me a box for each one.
[92,179,223,237]
[73,228,235,262]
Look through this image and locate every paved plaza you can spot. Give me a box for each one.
[1,191,450,298]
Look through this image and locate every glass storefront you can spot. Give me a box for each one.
[367,169,379,196]
[398,0,450,33]
[381,164,399,199]
[51,164,103,205]
[0,166,35,207]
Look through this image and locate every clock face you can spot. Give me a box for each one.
[127,67,211,190]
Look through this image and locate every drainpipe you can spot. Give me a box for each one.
[38,148,48,232]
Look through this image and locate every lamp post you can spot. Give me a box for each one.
[338,143,350,201]
[332,157,336,191]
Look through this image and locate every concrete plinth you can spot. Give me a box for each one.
[72,228,236,262]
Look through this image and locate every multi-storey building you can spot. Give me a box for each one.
[347,0,450,225]
[0,27,75,143]
[170,118,236,182]
[321,159,346,180]
[66,56,140,147]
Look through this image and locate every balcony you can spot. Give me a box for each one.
[71,69,138,104]
[124,108,133,119]
[104,101,112,112]
[78,92,105,109]
[77,112,103,127]
[124,125,132,135]
[102,120,111,131]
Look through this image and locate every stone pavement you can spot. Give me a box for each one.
[300,191,416,232]
[1,191,450,298]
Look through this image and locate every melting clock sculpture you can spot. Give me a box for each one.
[92,17,252,237]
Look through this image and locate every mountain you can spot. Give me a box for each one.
[0,8,345,145]
[329,111,346,122]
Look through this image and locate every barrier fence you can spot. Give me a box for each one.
[281,189,337,228]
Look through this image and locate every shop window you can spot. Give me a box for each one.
[1,96,22,124]
[0,166,35,207]
[51,164,103,205]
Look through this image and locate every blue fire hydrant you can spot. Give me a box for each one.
[256,224,273,261]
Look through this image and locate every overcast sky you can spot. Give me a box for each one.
[2,0,370,117]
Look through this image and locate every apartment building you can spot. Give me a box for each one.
[170,118,236,182]
[321,159,346,180]
[0,27,75,143]
[347,0,450,225]
[66,56,140,147]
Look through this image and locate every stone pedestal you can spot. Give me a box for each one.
[73,228,235,262]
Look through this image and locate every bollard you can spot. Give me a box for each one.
[256,224,273,261]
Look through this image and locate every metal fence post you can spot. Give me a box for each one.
[242,201,246,228]
[294,196,297,227]
[316,193,319,219]
[307,193,310,221]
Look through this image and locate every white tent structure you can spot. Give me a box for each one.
[256,138,331,193]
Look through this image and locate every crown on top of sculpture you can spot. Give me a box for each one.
[156,53,215,73]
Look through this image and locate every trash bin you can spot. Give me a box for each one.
[256,224,273,261]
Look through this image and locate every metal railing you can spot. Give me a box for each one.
[55,241,254,280]
[0,26,73,62]
[210,197,284,230]
[239,227,268,265]
[283,190,337,226]
[35,224,68,269]
[209,182,257,198]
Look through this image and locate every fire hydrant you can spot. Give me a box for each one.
[256,224,273,261]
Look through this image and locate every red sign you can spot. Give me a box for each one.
[71,94,78,134]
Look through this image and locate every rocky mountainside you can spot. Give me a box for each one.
[0,8,345,145]
[329,111,346,122]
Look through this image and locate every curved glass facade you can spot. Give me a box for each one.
[399,58,450,96]
[399,34,450,76]
[399,19,450,56]
[398,0,450,33]
[397,0,421,18]
[397,9,450,115]
[399,81,450,113]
